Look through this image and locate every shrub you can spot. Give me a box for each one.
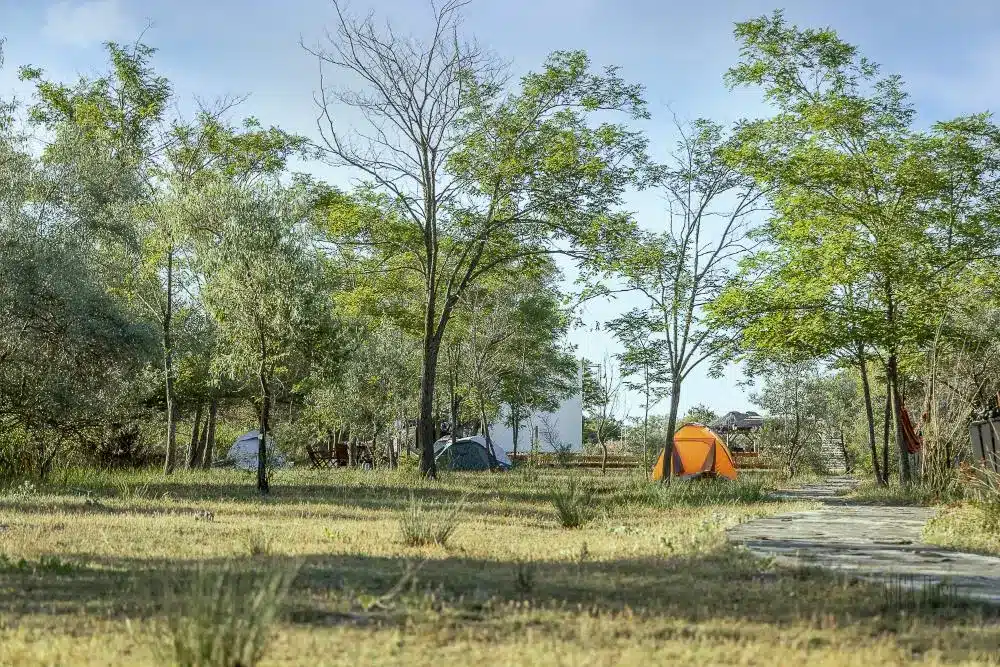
[551,479,596,528]
[5,479,38,500]
[398,492,464,547]
[160,561,299,667]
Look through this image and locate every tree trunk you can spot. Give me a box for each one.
[418,332,441,479]
[197,406,210,465]
[201,398,218,469]
[887,354,911,483]
[789,411,802,478]
[449,375,459,448]
[599,438,608,475]
[643,384,651,477]
[660,379,682,485]
[186,404,204,469]
[258,367,271,494]
[480,402,498,469]
[858,350,883,485]
[162,247,177,475]
[884,277,910,484]
[511,404,521,459]
[882,387,891,483]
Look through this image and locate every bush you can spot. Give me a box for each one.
[551,479,596,528]
[398,492,464,547]
[160,561,299,667]
[0,430,38,488]
[90,422,158,470]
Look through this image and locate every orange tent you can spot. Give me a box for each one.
[651,423,738,481]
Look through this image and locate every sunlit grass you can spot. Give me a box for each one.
[0,465,998,666]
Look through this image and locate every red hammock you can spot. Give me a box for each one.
[899,402,922,454]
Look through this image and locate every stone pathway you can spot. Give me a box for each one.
[727,477,1000,604]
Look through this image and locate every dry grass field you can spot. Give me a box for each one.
[1,465,999,666]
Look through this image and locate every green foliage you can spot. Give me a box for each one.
[679,404,718,426]
[312,5,647,474]
[715,11,1000,485]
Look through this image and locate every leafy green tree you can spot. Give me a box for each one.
[680,404,718,427]
[0,66,155,478]
[20,42,306,475]
[748,359,827,477]
[449,257,578,464]
[201,181,344,493]
[608,310,669,469]
[719,11,1000,483]
[308,0,647,477]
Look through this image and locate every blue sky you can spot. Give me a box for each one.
[2,0,999,419]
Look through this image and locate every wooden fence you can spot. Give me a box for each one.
[508,451,778,471]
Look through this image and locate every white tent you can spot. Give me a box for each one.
[433,435,512,468]
[227,431,289,471]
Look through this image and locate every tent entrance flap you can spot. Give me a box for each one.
[652,423,738,481]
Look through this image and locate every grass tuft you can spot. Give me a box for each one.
[513,559,536,594]
[551,479,596,528]
[113,477,150,502]
[880,574,963,612]
[398,492,464,547]
[849,480,961,506]
[160,560,299,667]
[246,527,275,557]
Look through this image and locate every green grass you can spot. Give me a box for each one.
[1,465,999,666]
[846,479,963,506]
[924,502,1000,556]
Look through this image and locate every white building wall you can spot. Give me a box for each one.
[489,362,584,454]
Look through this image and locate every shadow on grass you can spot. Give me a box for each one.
[5,472,783,522]
[2,544,998,644]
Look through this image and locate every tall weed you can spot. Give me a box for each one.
[398,492,465,547]
[551,479,596,528]
[159,561,299,667]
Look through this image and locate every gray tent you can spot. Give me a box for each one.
[435,438,494,471]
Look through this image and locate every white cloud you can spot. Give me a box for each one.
[42,0,134,48]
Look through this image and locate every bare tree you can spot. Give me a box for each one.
[583,355,623,475]
[596,119,766,483]
[306,1,647,477]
